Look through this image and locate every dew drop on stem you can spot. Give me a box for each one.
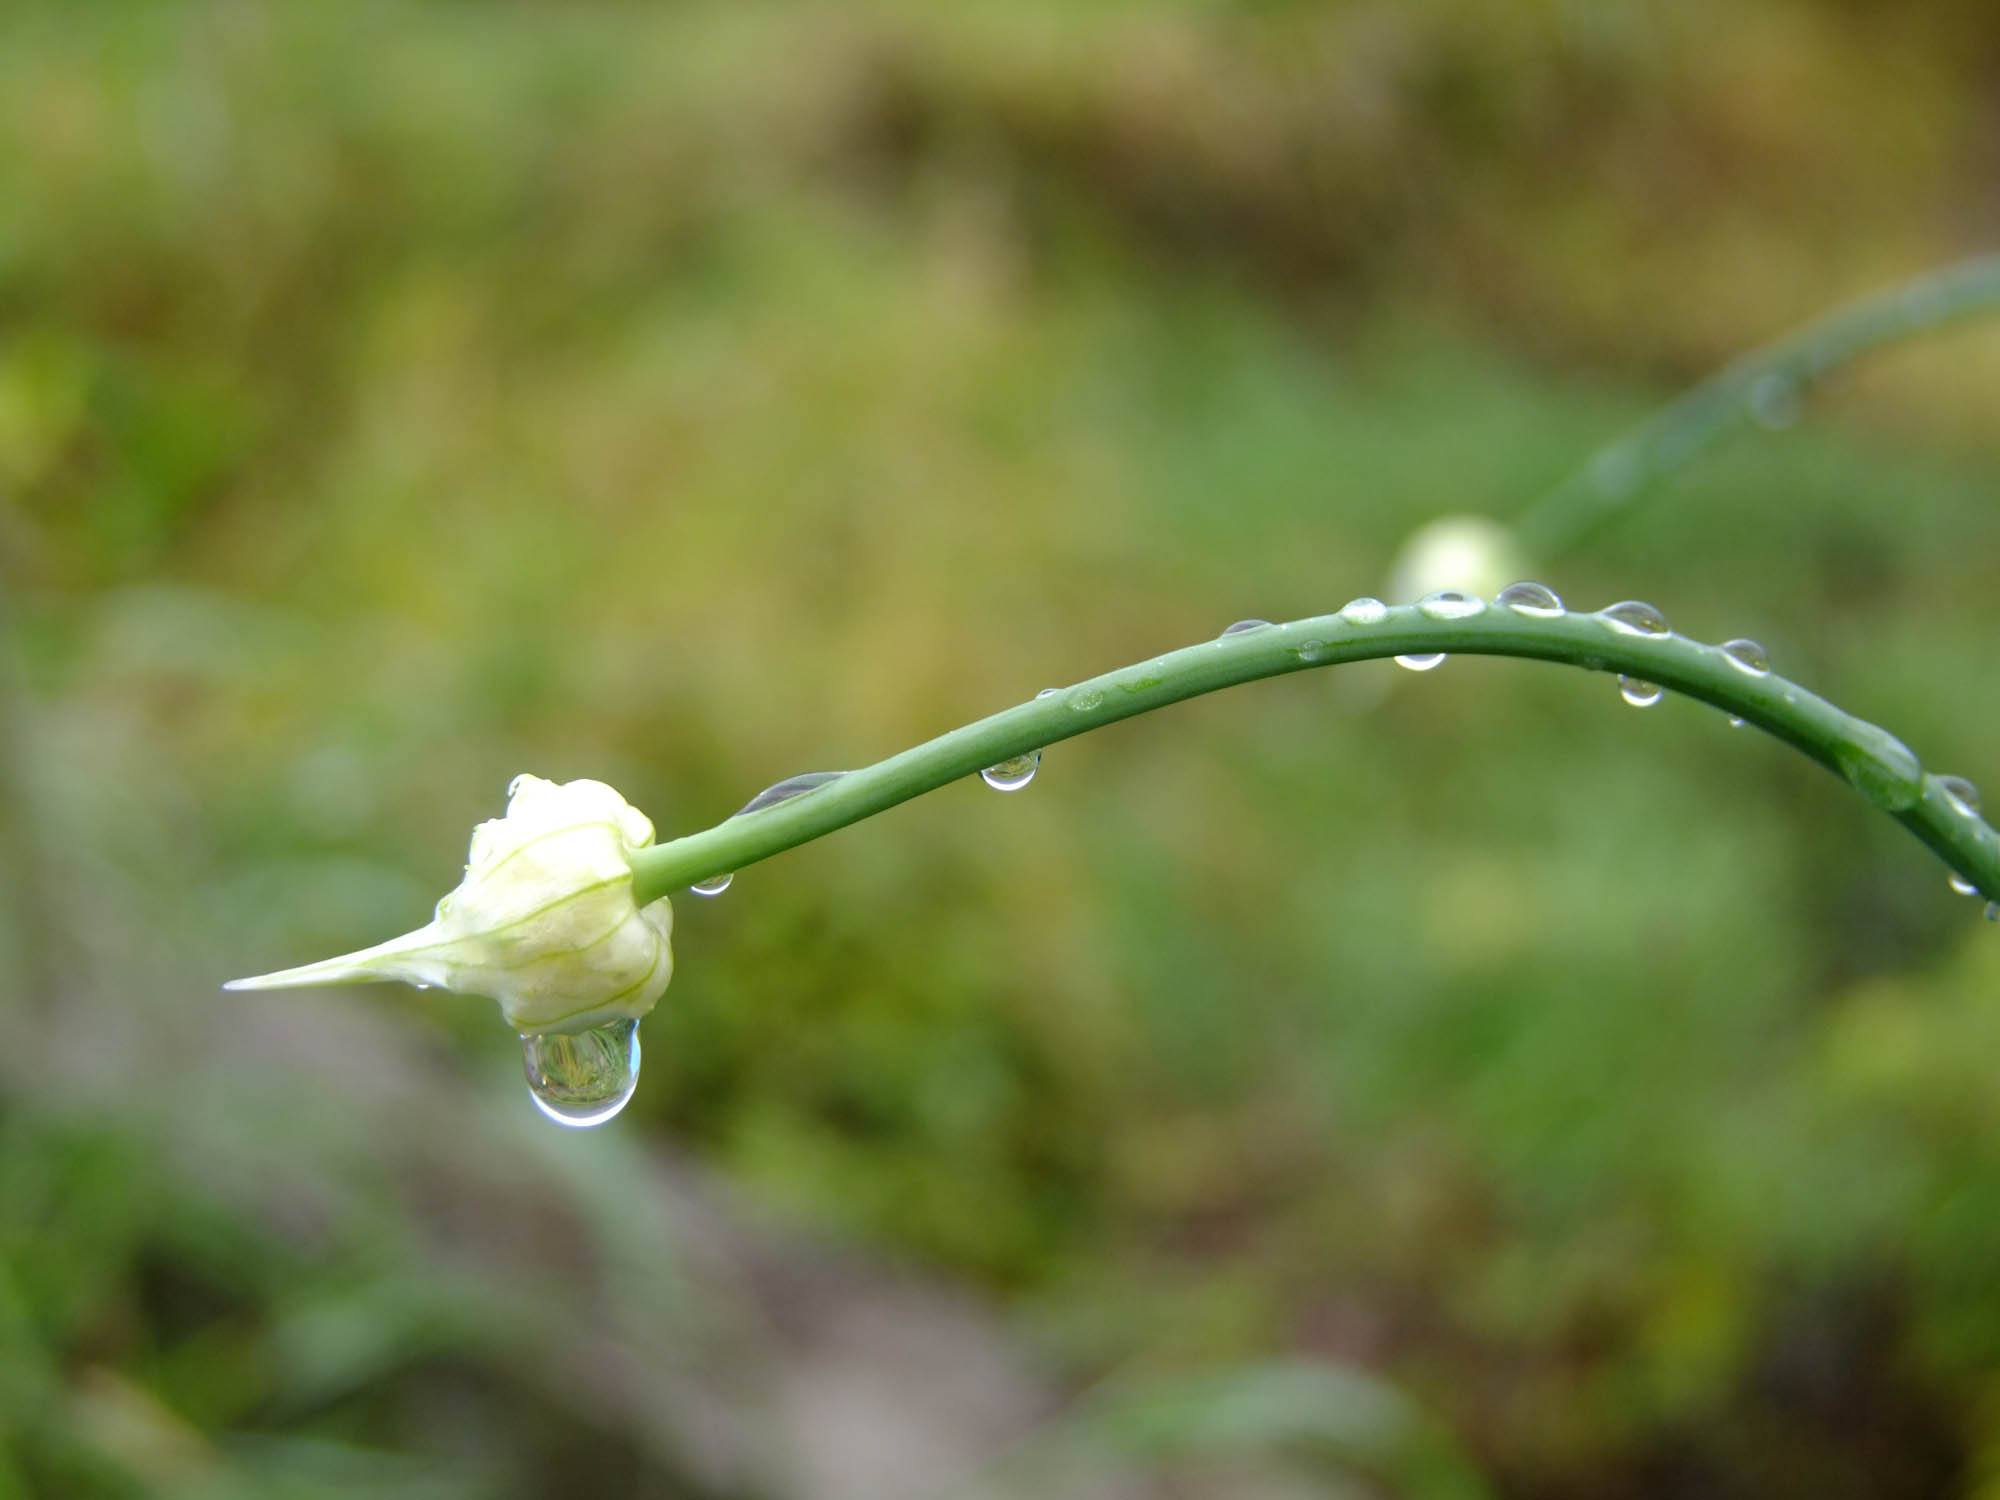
[736,771,847,816]
[1834,728,1924,812]
[1720,638,1770,676]
[1494,581,1563,616]
[1340,597,1389,625]
[1395,652,1446,672]
[1417,590,1485,621]
[1221,619,1272,637]
[1950,872,1979,897]
[981,752,1041,791]
[521,1018,641,1128]
[1597,600,1671,636]
[1936,775,1982,818]
[690,872,733,896]
[1619,676,1664,707]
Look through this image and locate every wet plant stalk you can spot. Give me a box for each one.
[1514,255,2000,557]
[627,607,2000,906]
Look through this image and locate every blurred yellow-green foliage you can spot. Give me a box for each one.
[5,2,2000,1496]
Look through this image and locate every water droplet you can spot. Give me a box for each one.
[690,872,733,896]
[1618,676,1664,707]
[1597,600,1670,636]
[1834,728,1924,812]
[1494,581,1564,616]
[1950,872,1978,897]
[1221,619,1272,636]
[1747,373,1801,430]
[1987,901,1999,922]
[1293,638,1326,664]
[981,752,1041,791]
[1068,687,1105,712]
[1395,653,1446,672]
[507,773,531,797]
[522,1019,641,1129]
[1036,687,1061,699]
[1339,597,1389,625]
[1936,775,1982,818]
[736,771,847,816]
[1728,715,1745,728]
[1417,589,1486,621]
[1719,638,1770,676]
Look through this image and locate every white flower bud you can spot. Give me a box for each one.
[1385,514,1529,606]
[227,775,673,1035]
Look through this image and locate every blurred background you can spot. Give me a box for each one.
[4,2,2000,1496]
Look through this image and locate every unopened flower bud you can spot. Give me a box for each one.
[1385,514,1529,606]
[227,775,673,1035]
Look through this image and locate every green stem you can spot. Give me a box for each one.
[628,604,1999,908]
[1513,255,2000,558]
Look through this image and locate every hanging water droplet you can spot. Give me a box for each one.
[1068,687,1105,712]
[1619,676,1664,707]
[1746,373,1801,430]
[1597,600,1671,636]
[1834,727,1924,812]
[1221,619,1272,637]
[1728,715,1745,728]
[1987,901,1999,922]
[1936,775,1982,818]
[981,751,1041,791]
[1293,638,1326,664]
[1339,597,1389,625]
[522,1018,641,1129]
[1395,652,1446,672]
[1417,589,1486,621]
[1719,638,1770,676]
[1494,581,1564,616]
[1949,872,1978,897]
[690,872,733,896]
[736,771,847,816]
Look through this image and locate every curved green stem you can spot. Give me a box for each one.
[1513,255,2000,558]
[628,605,1999,908]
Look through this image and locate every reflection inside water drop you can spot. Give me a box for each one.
[1597,600,1671,636]
[1494,581,1563,616]
[1936,775,1982,819]
[1720,638,1770,676]
[522,1018,641,1128]
[736,771,847,817]
[981,751,1041,791]
[1835,729,1924,812]
[1417,589,1485,621]
[690,872,733,896]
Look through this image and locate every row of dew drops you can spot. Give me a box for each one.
[527,738,1070,1124]
[525,582,1994,1128]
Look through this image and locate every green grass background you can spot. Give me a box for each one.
[5,2,2000,1496]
